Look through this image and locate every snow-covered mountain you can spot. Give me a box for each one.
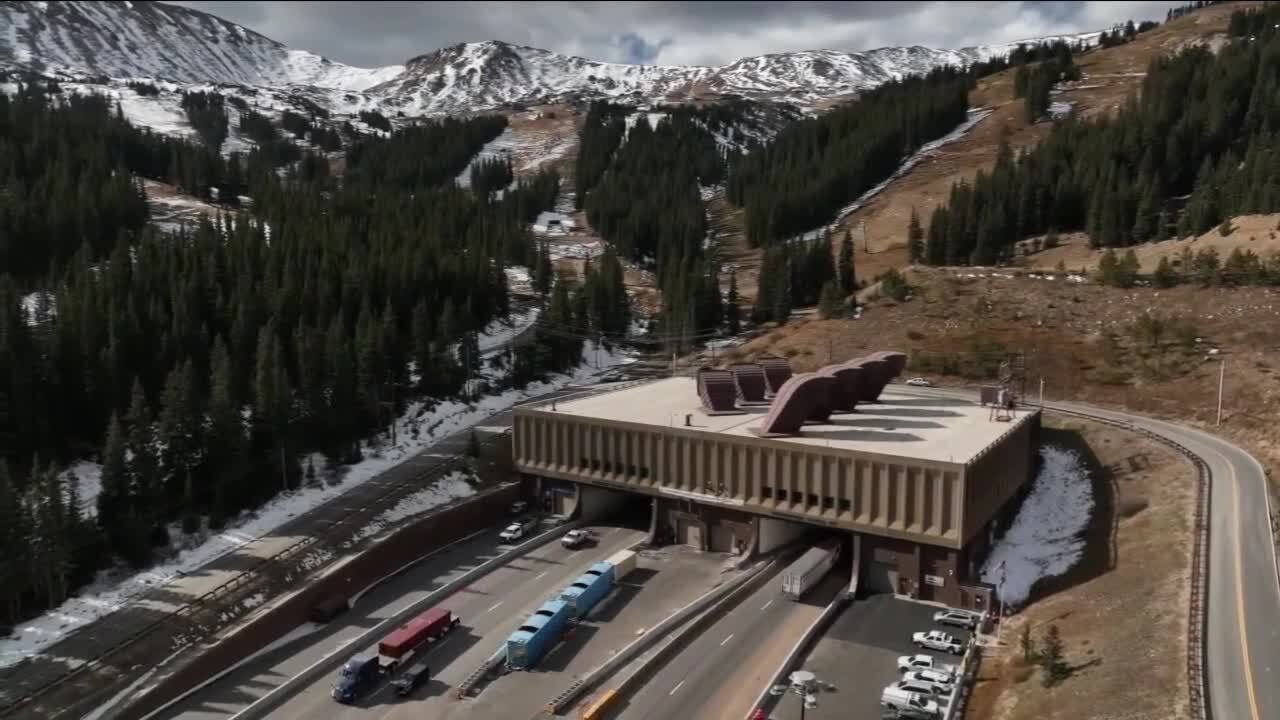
[1,0,1100,114]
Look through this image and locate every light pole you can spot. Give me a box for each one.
[769,670,821,720]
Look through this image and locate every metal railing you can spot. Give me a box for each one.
[0,428,512,718]
[1043,406,1211,720]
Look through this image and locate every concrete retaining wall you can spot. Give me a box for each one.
[118,484,521,720]
[757,517,807,554]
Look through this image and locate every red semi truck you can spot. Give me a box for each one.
[376,606,460,672]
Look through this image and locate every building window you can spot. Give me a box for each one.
[627,464,637,476]
[580,457,590,469]
[790,491,803,505]
[761,486,773,499]
[822,496,834,510]
[808,493,819,507]
[640,467,650,479]
[838,498,852,513]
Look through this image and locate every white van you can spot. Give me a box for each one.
[881,685,940,718]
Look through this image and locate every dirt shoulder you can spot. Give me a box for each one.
[968,418,1194,720]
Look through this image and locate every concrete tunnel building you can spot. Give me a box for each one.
[511,358,1040,610]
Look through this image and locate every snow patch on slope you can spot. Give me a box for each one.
[980,445,1094,609]
[0,342,634,669]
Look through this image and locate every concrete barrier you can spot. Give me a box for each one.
[119,483,521,719]
[744,590,851,719]
[594,553,782,713]
[118,484,523,720]
[225,518,578,720]
[545,556,778,715]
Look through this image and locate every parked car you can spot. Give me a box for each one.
[561,529,594,548]
[881,686,941,718]
[912,630,965,654]
[903,668,955,688]
[897,654,958,677]
[933,609,978,630]
[905,377,934,387]
[896,676,949,697]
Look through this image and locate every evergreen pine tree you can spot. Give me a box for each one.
[1153,256,1178,288]
[1039,624,1069,687]
[725,271,742,335]
[838,230,856,293]
[818,281,844,319]
[907,208,925,264]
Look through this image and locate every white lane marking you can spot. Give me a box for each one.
[487,601,503,613]
[669,680,685,696]
[535,570,548,580]
[761,600,773,611]
[720,633,734,647]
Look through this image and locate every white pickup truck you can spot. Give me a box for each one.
[499,518,537,543]
[912,630,965,655]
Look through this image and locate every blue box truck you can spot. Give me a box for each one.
[561,562,615,618]
[506,599,571,670]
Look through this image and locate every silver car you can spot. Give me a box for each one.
[933,609,978,630]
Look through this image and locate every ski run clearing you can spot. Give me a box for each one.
[0,342,636,670]
[790,107,994,243]
[980,445,1095,609]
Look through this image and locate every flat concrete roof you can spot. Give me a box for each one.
[536,377,1033,465]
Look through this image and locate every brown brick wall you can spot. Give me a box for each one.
[121,484,521,720]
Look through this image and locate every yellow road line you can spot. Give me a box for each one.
[1229,450,1262,720]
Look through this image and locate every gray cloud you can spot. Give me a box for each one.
[174,1,1184,68]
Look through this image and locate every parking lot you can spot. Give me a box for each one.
[780,595,972,720]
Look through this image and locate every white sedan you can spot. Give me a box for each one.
[561,529,594,548]
[905,377,934,387]
[904,668,955,688]
[897,654,958,677]
[912,630,965,655]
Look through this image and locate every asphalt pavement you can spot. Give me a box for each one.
[895,385,1280,720]
[224,526,648,720]
[1,379,624,720]
[611,565,850,720]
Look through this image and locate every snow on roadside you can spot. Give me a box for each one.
[980,445,1094,610]
[0,342,633,669]
[346,470,476,546]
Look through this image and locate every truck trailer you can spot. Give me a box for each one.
[560,561,615,618]
[781,541,841,600]
[377,606,459,672]
[605,549,637,580]
[506,599,571,670]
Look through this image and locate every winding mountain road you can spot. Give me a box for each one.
[895,386,1280,720]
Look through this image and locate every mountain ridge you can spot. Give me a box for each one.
[1,0,1102,114]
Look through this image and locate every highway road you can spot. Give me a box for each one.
[611,565,849,720]
[0,377,629,720]
[895,385,1280,720]
[160,525,646,719]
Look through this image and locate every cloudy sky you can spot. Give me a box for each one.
[176,1,1184,68]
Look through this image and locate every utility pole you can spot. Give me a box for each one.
[1039,377,1045,406]
[1216,359,1225,427]
[862,220,869,254]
